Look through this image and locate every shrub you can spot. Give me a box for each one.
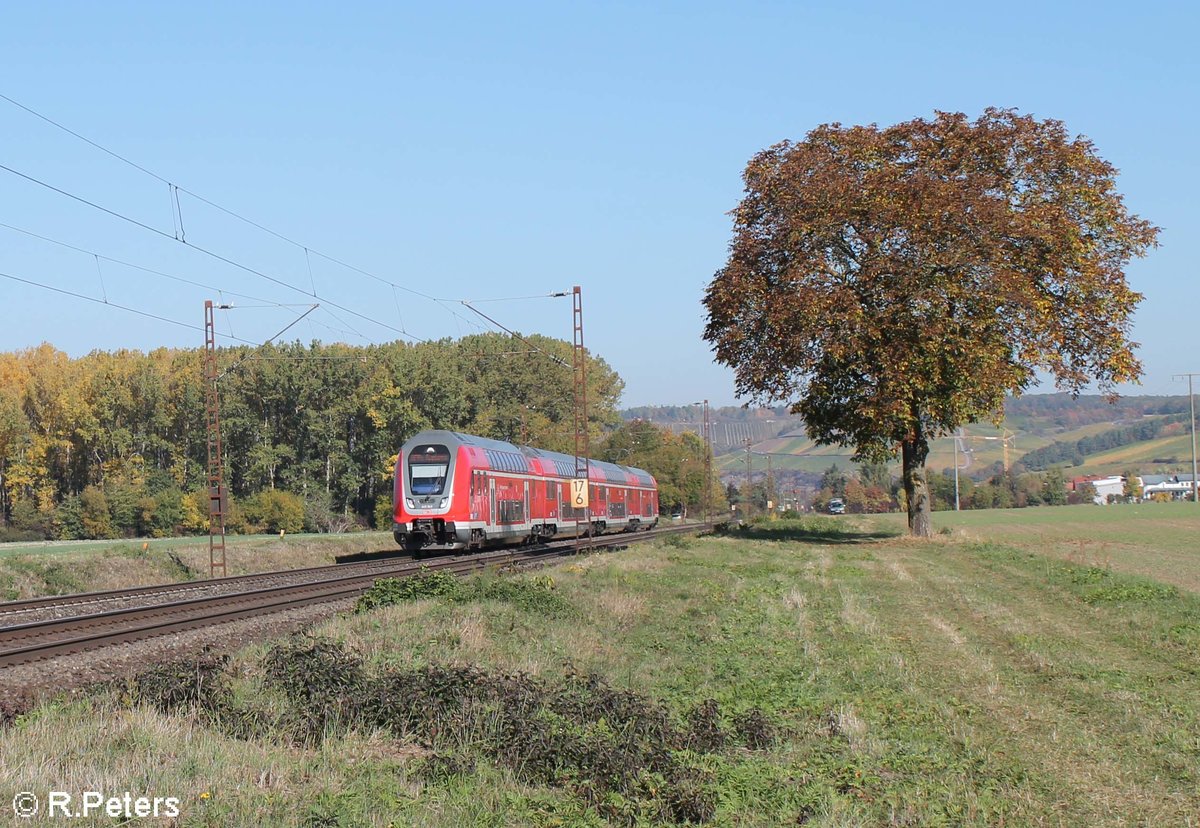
[303,490,356,533]
[732,707,777,749]
[356,570,465,611]
[475,573,574,618]
[355,570,574,618]
[662,533,691,550]
[142,488,185,538]
[122,646,773,825]
[129,653,232,716]
[0,526,44,543]
[1083,581,1178,604]
[262,637,368,744]
[179,490,209,535]
[10,499,52,538]
[242,490,305,534]
[372,495,393,531]
[80,485,116,539]
[52,495,84,540]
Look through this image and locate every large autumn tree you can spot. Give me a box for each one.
[703,109,1158,536]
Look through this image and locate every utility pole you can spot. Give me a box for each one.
[744,439,753,518]
[694,400,711,524]
[703,400,711,523]
[953,430,961,512]
[204,301,228,578]
[572,286,593,550]
[766,453,775,515]
[1174,373,1199,504]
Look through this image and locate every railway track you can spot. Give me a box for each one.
[0,523,705,670]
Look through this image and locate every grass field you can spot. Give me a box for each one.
[869,502,1200,592]
[2,510,1198,826]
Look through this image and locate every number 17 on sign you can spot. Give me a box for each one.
[571,478,589,509]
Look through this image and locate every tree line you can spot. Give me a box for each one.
[1018,415,1186,470]
[0,334,636,541]
[809,464,1110,514]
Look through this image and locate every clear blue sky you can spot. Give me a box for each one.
[1,1,1196,408]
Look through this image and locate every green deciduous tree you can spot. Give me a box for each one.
[597,420,717,517]
[1042,468,1069,505]
[704,109,1158,536]
[1122,469,1143,502]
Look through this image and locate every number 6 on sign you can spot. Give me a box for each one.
[571,478,589,509]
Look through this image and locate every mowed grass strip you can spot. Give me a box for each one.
[1,517,1198,826]
[869,502,1200,593]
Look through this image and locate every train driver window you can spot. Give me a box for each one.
[408,444,450,495]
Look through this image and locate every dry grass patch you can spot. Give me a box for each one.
[454,609,489,654]
[884,557,913,581]
[926,614,966,646]
[837,588,878,636]
[593,587,646,628]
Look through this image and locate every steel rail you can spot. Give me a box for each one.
[0,523,704,618]
[0,523,707,669]
[0,550,493,617]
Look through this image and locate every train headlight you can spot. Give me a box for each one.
[438,498,447,508]
[405,498,416,509]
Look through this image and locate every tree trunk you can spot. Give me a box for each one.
[901,431,932,538]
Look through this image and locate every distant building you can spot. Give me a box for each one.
[1069,475,1126,505]
[1139,474,1198,501]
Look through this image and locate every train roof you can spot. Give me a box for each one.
[401,429,657,487]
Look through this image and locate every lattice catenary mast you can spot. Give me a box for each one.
[572,286,593,551]
[204,300,227,578]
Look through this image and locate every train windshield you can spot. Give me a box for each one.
[408,444,451,495]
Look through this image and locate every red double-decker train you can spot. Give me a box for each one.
[391,430,658,553]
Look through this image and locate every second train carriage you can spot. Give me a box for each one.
[392,429,658,553]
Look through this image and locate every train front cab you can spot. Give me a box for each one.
[393,436,468,553]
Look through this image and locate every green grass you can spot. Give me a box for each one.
[3,515,1199,825]
[865,501,1200,592]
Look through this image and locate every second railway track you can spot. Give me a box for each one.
[0,523,706,671]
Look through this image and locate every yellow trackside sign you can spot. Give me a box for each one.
[571,478,589,509]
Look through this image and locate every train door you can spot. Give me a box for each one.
[489,477,496,525]
[470,471,483,521]
[530,478,543,522]
[524,481,530,529]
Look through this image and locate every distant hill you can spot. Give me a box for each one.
[621,394,1197,485]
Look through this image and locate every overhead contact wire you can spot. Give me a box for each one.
[0,93,553,341]
[0,221,305,309]
[0,269,258,344]
[0,162,425,343]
